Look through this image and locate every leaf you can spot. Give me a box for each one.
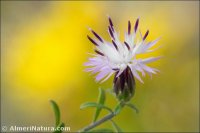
[110,120,122,132]
[80,102,113,113]
[80,102,97,109]
[93,88,106,122]
[125,103,139,113]
[114,103,123,115]
[50,100,61,127]
[53,122,65,133]
[89,128,114,132]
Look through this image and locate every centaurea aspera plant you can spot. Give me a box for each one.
[50,16,161,133]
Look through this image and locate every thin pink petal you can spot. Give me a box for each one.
[130,66,144,83]
[141,56,162,64]
[146,37,161,49]
[95,70,110,82]
[100,72,114,83]
[140,64,156,74]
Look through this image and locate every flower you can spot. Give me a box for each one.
[85,16,161,84]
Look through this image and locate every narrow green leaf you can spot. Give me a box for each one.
[53,122,65,133]
[110,120,122,132]
[50,100,60,127]
[125,103,139,113]
[80,102,113,113]
[80,102,97,109]
[93,88,106,122]
[114,103,123,115]
[89,128,114,132]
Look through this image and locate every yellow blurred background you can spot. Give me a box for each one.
[1,1,199,132]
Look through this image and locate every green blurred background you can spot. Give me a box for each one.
[1,1,199,132]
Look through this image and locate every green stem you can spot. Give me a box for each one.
[78,112,115,132]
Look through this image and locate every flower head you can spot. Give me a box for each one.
[85,16,161,84]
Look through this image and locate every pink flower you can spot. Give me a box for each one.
[85,16,161,84]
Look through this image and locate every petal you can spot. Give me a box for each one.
[132,41,144,55]
[132,37,160,55]
[95,69,111,82]
[140,64,157,74]
[85,63,105,74]
[134,65,145,77]
[147,45,162,53]
[141,56,162,64]
[129,64,144,83]
[84,61,100,66]
[116,64,127,77]
[116,69,124,77]
[124,32,135,48]
[146,37,161,49]
[100,72,114,83]
[85,67,95,72]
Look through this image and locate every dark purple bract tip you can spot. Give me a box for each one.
[128,20,131,35]
[95,50,104,56]
[91,30,103,43]
[143,30,149,40]
[124,41,130,50]
[87,35,98,46]
[134,18,139,33]
[112,40,118,50]
[108,26,114,39]
[108,17,113,27]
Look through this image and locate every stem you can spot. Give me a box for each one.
[78,112,115,132]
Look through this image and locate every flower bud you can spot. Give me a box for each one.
[113,67,135,102]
